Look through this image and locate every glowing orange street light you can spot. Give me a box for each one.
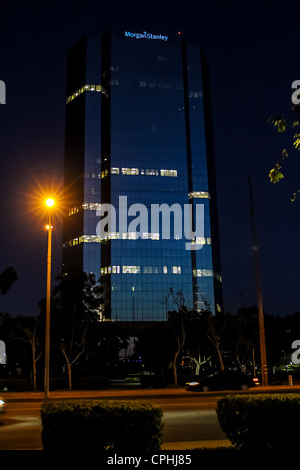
[46,198,55,208]
[44,198,55,400]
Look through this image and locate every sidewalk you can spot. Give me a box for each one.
[161,440,233,450]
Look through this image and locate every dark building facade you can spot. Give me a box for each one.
[63,30,222,323]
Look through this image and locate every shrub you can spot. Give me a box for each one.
[41,399,163,453]
[216,393,300,450]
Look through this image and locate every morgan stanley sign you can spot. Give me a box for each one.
[125,31,168,41]
[96,196,205,251]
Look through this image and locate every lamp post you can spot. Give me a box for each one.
[248,177,268,386]
[44,198,54,400]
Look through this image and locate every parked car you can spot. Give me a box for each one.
[186,371,260,391]
[0,396,6,416]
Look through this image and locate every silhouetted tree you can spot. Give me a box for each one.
[137,323,176,376]
[204,311,229,371]
[184,314,214,375]
[0,267,17,294]
[12,316,42,390]
[51,268,103,389]
[167,289,201,386]
[85,321,128,376]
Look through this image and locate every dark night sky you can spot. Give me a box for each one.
[1,0,300,319]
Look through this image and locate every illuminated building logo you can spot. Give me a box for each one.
[96,196,204,251]
[0,80,6,104]
[125,31,168,42]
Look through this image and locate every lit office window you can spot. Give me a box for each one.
[122,266,140,274]
[146,169,158,176]
[151,233,159,240]
[194,237,211,245]
[213,272,223,283]
[99,167,178,178]
[189,191,210,199]
[69,203,103,215]
[66,83,107,104]
[172,266,181,274]
[160,169,177,177]
[89,203,102,211]
[68,206,80,216]
[193,269,213,277]
[121,167,139,175]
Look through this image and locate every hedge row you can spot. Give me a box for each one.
[41,399,163,452]
[216,393,300,450]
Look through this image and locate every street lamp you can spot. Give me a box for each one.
[44,198,54,399]
[248,177,268,386]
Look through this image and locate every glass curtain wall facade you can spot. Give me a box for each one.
[63,30,222,323]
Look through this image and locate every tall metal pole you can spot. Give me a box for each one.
[132,295,136,353]
[248,176,268,386]
[44,211,52,399]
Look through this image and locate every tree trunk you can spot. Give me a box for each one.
[190,352,212,375]
[216,343,224,371]
[172,348,180,387]
[172,360,178,387]
[33,358,36,391]
[32,346,36,391]
[68,362,72,390]
[61,347,73,390]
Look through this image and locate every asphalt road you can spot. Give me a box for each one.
[2,384,299,452]
[0,390,230,451]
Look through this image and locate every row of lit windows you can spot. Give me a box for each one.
[68,203,101,216]
[66,84,108,104]
[65,83,202,104]
[189,191,210,199]
[109,79,183,91]
[63,233,212,246]
[193,269,222,282]
[100,233,211,245]
[100,266,220,279]
[101,232,160,241]
[69,199,211,218]
[101,265,183,275]
[99,168,178,179]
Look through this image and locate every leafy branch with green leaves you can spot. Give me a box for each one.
[267,109,300,201]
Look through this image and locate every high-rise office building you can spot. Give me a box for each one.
[63,30,222,325]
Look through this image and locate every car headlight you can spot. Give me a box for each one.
[0,400,5,406]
